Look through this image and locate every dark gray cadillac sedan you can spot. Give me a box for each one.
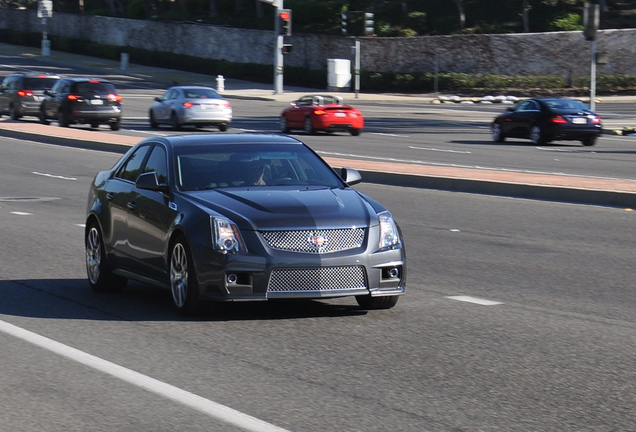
[85,134,406,315]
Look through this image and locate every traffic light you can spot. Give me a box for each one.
[279,9,292,36]
[341,12,349,35]
[364,12,374,36]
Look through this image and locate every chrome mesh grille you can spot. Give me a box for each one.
[259,228,364,254]
[268,266,367,293]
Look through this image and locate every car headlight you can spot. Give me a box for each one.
[378,211,400,249]
[211,216,246,254]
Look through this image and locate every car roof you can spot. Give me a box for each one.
[170,85,217,90]
[149,133,304,148]
[9,72,60,78]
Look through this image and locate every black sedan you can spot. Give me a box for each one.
[85,134,406,315]
[491,98,602,146]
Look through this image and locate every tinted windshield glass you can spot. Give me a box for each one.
[175,143,343,191]
[183,88,222,99]
[74,82,117,94]
[24,77,58,90]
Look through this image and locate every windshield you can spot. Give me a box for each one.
[175,143,344,191]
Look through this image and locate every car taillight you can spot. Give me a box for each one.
[67,94,79,101]
[222,102,231,109]
[314,109,325,115]
[550,115,568,124]
[590,115,601,124]
[17,90,33,97]
[108,94,122,102]
[183,102,194,108]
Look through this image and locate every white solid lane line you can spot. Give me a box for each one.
[446,295,503,306]
[0,319,292,432]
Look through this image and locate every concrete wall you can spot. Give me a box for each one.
[2,10,636,78]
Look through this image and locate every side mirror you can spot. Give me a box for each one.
[154,96,162,102]
[339,167,362,186]
[136,171,169,192]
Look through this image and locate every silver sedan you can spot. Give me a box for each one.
[149,85,232,131]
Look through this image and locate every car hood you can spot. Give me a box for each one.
[185,187,377,230]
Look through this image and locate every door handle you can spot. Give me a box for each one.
[127,202,136,211]
[106,192,115,201]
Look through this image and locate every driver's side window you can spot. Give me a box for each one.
[115,145,152,183]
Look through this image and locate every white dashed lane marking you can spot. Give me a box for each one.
[447,295,503,306]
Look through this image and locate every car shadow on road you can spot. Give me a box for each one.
[0,278,369,322]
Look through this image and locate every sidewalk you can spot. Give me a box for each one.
[2,43,636,208]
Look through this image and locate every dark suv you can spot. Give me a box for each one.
[39,77,122,131]
[0,72,60,120]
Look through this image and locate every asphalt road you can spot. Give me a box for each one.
[1,136,636,431]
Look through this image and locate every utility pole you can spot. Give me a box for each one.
[583,3,599,111]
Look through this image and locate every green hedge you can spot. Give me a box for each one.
[2,29,635,94]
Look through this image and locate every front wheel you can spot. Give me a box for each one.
[356,294,399,310]
[280,116,290,133]
[170,236,200,316]
[491,123,505,142]
[39,108,50,125]
[530,125,545,145]
[86,222,127,292]
[149,110,158,128]
[303,117,315,135]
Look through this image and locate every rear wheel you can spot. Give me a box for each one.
[90,122,99,129]
[86,222,127,292]
[170,236,200,316]
[58,110,70,127]
[582,137,597,146]
[110,120,121,131]
[304,117,315,135]
[356,294,399,310]
[491,122,505,142]
[218,123,228,132]
[350,128,361,136]
[9,105,20,120]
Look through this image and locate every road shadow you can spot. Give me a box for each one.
[0,278,368,322]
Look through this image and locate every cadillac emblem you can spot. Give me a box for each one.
[308,232,328,251]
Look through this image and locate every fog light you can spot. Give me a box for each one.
[227,273,238,284]
[388,267,399,278]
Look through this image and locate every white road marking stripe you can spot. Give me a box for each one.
[32,172,77,181]
[447,295,503,306]
[409,146,471,154]
[11,212,32,215]
[0,319,291,432]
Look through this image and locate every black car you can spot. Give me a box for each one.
[39,77,122,130]
[491,97,602,146]
[85,134,406,315]
[0,72,60,120]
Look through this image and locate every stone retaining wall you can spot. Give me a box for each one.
[2,10,635,78]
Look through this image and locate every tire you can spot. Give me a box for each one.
[9,105,20,120]
[170,112,181,131]
[90,122,99,129]
[530,125,544,145]
[149,110,158,128]
[356,294,399,310]
[58,110,70,127]
[218,123,228,132]
[39,108,50,125]
[86,222,127,292]
[110,120,121,131]
[491,122,505,142]
[303,117,315,135]
[582,137,597,146]
[280,116,290,133]
[169,236,200,316]
[350,128,361,136]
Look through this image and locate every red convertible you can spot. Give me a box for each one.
[280,95,364,136]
